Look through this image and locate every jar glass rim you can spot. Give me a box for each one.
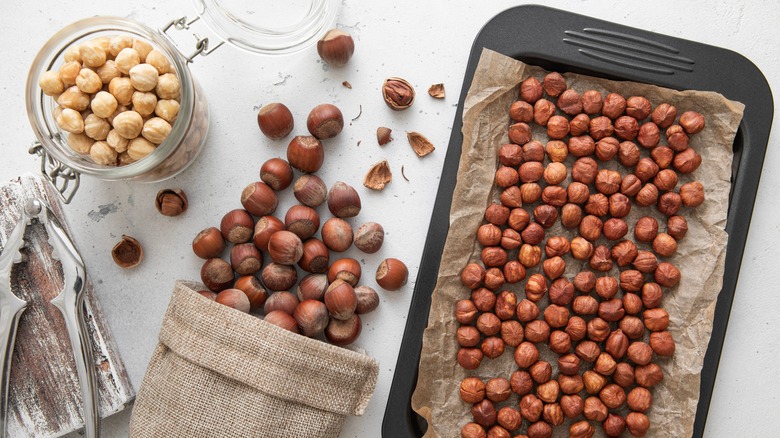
[192,0,339,55]
[26,16,195,180]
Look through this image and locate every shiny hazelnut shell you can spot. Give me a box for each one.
[296,273,329,301]
[307,103,344,139]
[376,258,409,291]
[293,174,328,207]
[260,158,294,191]
[325,313,362,345]
[267,230,304,265]
[220,209,255,244]
[354,285,380,314]
[253,215,285,252]
[324,279,357,320]
[256,102,294,140]
[192,227,226,259]
[233,275,267,311]
[317,29,354,67]
[287,135,325,173]
[328,258,362,286]
[354,222,385,253]
[293,299,329,336]
[240,182,278,217]
[327,181,362,218]
[284,204,320,239]
[200,258,234,292]
[321,217,354,252]
[298,238,330,273]
[214,288,251,313]
[263,291,299,315]
[264,309,299,333]
[229,243,263,275]
[260,262,298,291]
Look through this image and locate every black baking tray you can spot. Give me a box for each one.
[383,5,773,437]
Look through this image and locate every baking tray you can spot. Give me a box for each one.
[383,5,773,437]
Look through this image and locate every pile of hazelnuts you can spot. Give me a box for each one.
[456,72,706,438]
[191,99,408,347]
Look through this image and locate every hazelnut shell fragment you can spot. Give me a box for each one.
[112,235,143,268]
[407,131,435,157]
[428,83,445,98]
[364,160,392,191]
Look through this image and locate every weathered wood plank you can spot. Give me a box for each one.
[0,174,134,437]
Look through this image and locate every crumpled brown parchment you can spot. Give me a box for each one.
[411,49,745,437]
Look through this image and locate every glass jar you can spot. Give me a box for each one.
[25,0,340,201]
[26,16,209,186]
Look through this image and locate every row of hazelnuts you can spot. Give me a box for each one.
[454,72,705,438]
[192,155,408,345]
[39,34,181,166]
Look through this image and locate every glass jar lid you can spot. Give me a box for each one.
[192,0,340,55]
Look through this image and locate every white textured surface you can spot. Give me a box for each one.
[1,1,778,436]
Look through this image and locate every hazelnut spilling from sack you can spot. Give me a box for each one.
[129,281,378,437]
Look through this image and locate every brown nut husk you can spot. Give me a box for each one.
[364,160,392,191]
[112,235,143,268]
[155,188,187,216]
[428,83,445,98]
[407,131,435,157]
[382,77,415,110]
[377,126,393,145]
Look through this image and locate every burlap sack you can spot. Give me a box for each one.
[129,281,379,437]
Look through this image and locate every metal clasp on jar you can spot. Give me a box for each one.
[160,16,224,63]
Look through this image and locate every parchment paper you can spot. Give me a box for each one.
[411,49,745,437]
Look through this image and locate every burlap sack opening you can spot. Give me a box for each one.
[129,281,379,438]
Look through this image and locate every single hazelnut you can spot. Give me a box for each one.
[317,29,354,66]
[595,136,619,161]
[500,228,522,251]
[643,307,670,332]
[520,183,543,204]
[625,96,652,120]
[468,288,494,313]
[622,293,643,315]
[618,141,641,167]
[568,135,596,158]
[327,181,361,218]
[481,336,505,359]
[545,115,569,139]
[581,89,603,114]
[197,290,217,301]
[641,282,664,309]
[241,182,279,217]
[375,258,407,291]
[602,93,627,119]
[582,370,607,395]
[457,348,483,370]
[296,274,329,301]
[543,162,567,185]
[541,186,567,207]
[614,116,639,140]
[541,403,564,427]
[579,215,603,242]
[292,174,328,208]
[524,320,551,343]
[626,387,653,413]
[327,258,362,286]
[461,423,487,438]
[525,275,547,303]
[589,116,614,140]
[200,258,234,292]
[519,244,542,269]
[543,140,568,163]
[561,204,583,229]
[594,169,622,195]
[548,330,571,354]
[610,240,637,267]
[557,89,583,115]
[299,238,330,273]
[585,193,609,217]
[543,304,569,328]
[652,145,675,169]
[635,183,659,207]
[287,135,325,173]
[588,317,612,341]
[520,77,543,103]
[476,313,501,337]
[619,270,644,293]
[192,227,226,259]
[507,371,532,398]
[516,299,540,322]
[260,158,294,191]
[268,230,304,265]
[667,215,689,240]
[635,363,664,388]
[572,295,598,316]
[628,341,654,366]
[657,191,682,216]
[527,421,553,438]
[509,122,533,145]
[556,354,581,377]
[637,122,661,148]
[570,421,595,438]
[496,407,522,431]
[499,186,523,209]
[541,257,565,281]
[635,158,660,183]
[680,181,705,207]
[351,222,384,254]
[230,243,263,275]
[604,330,628,359]
[575,340,601,363]
[324,279,357,320]
[498,143,523,166]
[382,77,415,111]
[571,157,598,184]
[613,364,636,388]
[600,384,626,410]
[503,260,526,284]
[496,320,522,348]
[542,72,567,96]
[626,412,650,437]
[529,360,552,384]
[325,313,362,345]
[519,394,543,423]
[565,182,588,205]
[650,330,676,356]
[680,110,706,134]
[514,341,539,369]
[284,205,320,240]
[633,250,659,273]
[570,236,594,260]
[583,396,608,422]
[666,125,690,151]
[261,263,297,291]
[621,173,642,197]
[220,209,255,244]
[509,100,534,123]
[573,271,596,292]
[558,374,584,395]
[482,247,508,268]
[619,316,645,340]
[495,166,519,188]
[215,289,251,313]
[533,99,556,126]
[561,395,584,419]
[533,205,558,229]
[485,203,510,226]
[264,291,300,315]
[569,113,590,136]
[471,398,497,428]
[460,377,486,404]
[654,168,678,191]
[461,264,486,290]
[548,278,574,306]
[603,414,627,437]
[294,299,330,337]
[603,218,628,241]
[457,325,481,348]
[257,103,294,139]
[536,380,559,404]
[652,103,677,128]
[526,141,548,162]
[565,316,587,342]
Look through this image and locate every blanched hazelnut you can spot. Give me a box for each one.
[84,114,110,141]
[58,61,81,87]
[39,70,64,96]
[156,73,180,100]
[58,86,90,111]
[115,48,140,74]
[56,108,84,134]
[79,41,106,67]
[109,77,135,106]
[146,50,171,74]
[89,141,117,165]
[67,133,94,154]
[129,63,159,92]
[155,99,180,123]
[109,35,133,57]
[142,117,172,144]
